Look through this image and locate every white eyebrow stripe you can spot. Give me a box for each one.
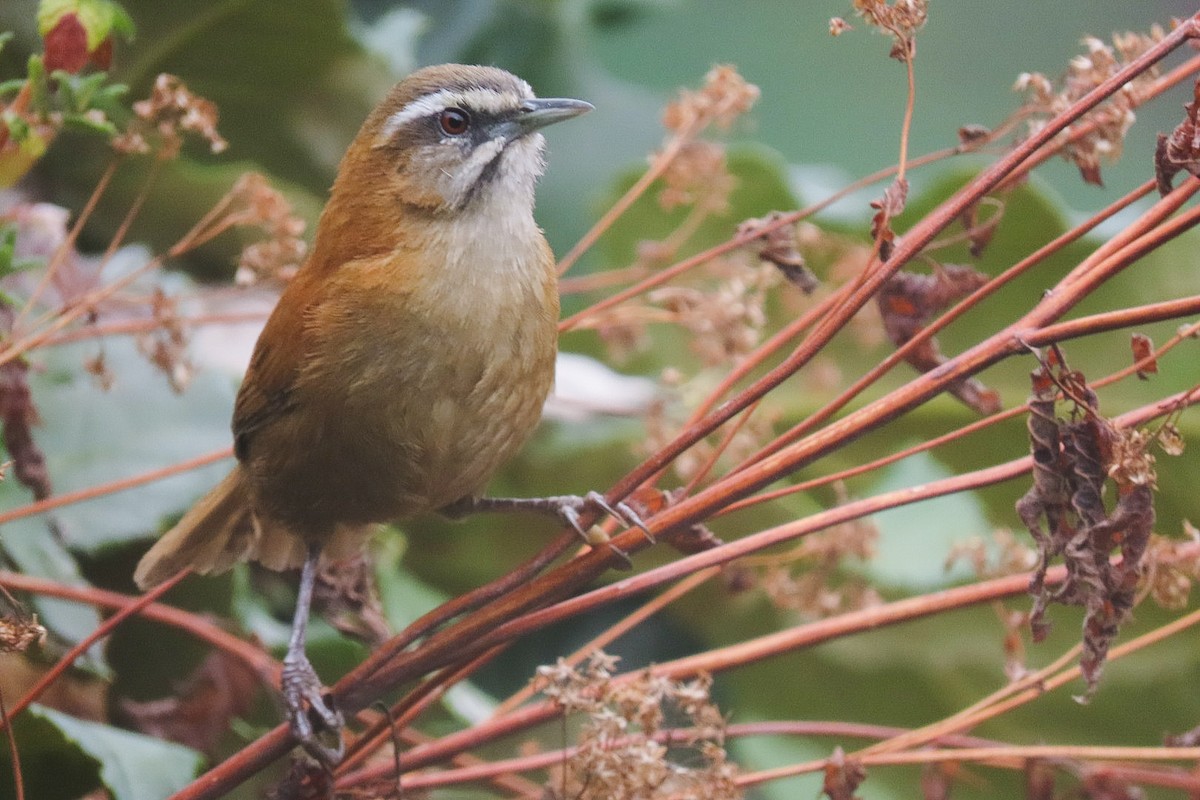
[374,84,533,146]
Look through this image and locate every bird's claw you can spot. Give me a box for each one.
[282,652,345,768]
[555,491,654,567]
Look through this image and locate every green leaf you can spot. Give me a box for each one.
[51,69,110,112]
[864,449,991,589]
[26,54,51,114]
[27,705,202,800]
[62,111,118,136]
[0,704,104,800]
[5,338,237,553]
[1,521,109,675]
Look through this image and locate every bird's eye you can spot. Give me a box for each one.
[438,107,470,136]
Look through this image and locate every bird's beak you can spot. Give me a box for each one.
[508,97,593,138]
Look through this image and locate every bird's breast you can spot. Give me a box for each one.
[275,218,559,526]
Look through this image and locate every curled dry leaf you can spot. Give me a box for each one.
[823,746,867,800]
[1013,349,1157,697]
[921,763,956,800]
[957,124,992,147]
[737,212,819,293]
[958,197,1005,258]
[0,304,51,501]
[875,263,1000,414]
[624,486,726,556]
[869,177,908,261]
[1129,332,1157,379]
[1025,759,1056,800]
[1155,80,1200,195]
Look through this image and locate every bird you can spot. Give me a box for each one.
[133,64,643,766]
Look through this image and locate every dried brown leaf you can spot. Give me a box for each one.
[1129,332,1157,379]
[122,649,261,754]
[869,177,908,261]
[823,746,866,800]
[875,264,998,413]
[0,305,51,501]
[1013,349,1158,696]
[1155,80,1200,195]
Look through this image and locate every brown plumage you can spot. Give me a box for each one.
[133,64,592,764]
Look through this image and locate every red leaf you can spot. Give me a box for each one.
[91,36,113,70]
[42,13,89,74]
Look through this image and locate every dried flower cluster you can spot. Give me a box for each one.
[662,65,760,136]
[641,384,778,485]
[658,141,736,214]
[726,483,880,617]
[650,259,778,367]
[136,287,191,392]
[227,172,307,285]
[851,0,928,60]
[115,73,227,157]
[536,651,740,800]
[1015,28,1165,186]
[755,522,881,619]
[1014,350,1164,696]
[1140,523,1200,610]
[652,65,757,229]
[0,584,46,653]
[595,250,780,373]
[944,528,1037,581]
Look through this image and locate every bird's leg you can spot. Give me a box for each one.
[444,492,654,563]
[282,544,345,768]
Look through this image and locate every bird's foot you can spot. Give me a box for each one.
[282,651,345,769]
[552,491,655,547]
[447,492,654,567]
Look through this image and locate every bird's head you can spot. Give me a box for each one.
[347,64,591,214]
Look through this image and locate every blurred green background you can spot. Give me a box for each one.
[2,2,1199,798]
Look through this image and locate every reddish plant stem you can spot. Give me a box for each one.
[337,387,1191,789]
[0,448,232,526]
[738,178,1157,472]
[162,17,1200,798]
[14,159,120,334]
[635,174,1200,565]
[597,21,1198,538]
[0,690,24,800]
[337,646,507,776]
[2,572,187,728]
[0,570,277,680]
[348,721,1002,793]
[339,566,1066,790]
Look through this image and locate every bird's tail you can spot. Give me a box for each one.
[133,466,257,589]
